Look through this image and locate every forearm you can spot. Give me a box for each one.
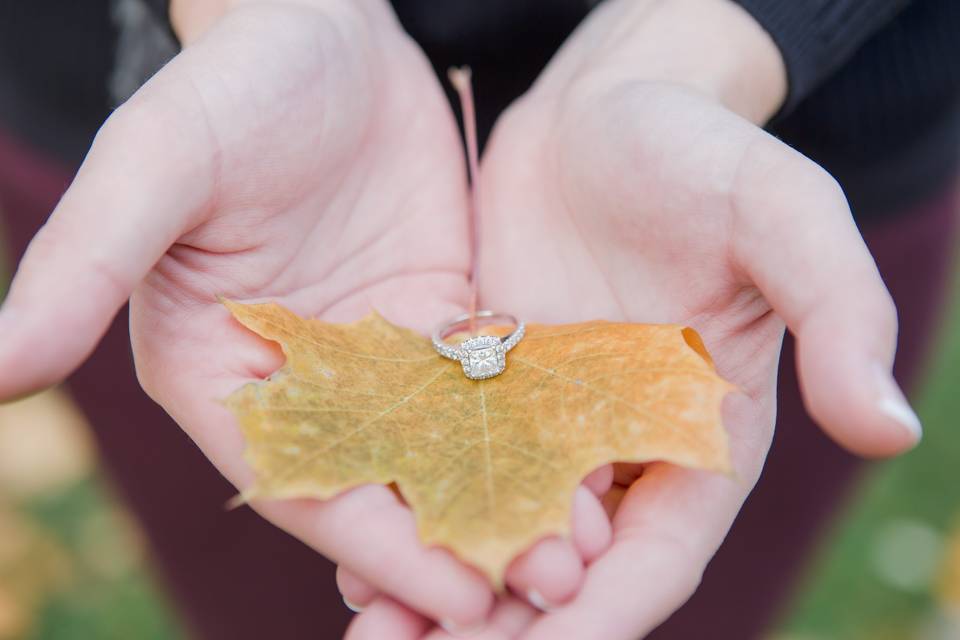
[543,0,787,124]
[169,0,232,43]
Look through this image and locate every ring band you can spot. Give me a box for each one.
[432,311,525,380]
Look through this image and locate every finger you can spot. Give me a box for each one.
[139,317,496,631]
[520,464,747,640]
[0,67,213,400]
[505,484,612,611]
[581,464,613,496]
[337,566,379,612]
[521,535,696,640]
[521,390,769,640]
[733,139,920,456]
[255,485,494,630]
[424,595,539,640]
[345,596,431,640]
[505,536,582,613]
[570,486,612,563]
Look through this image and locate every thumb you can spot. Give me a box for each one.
[734,140,920,457]
[0,70,214,399]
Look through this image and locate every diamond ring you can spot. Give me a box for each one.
[432,311,525,380]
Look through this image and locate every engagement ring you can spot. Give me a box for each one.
[432,311,525,380]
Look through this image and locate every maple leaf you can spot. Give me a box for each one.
[224,301,733,586]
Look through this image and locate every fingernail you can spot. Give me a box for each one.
[439,618,484,637]
[879,394,922,441]
[875,365,922,442]
[342,596,364,613]
[526,588,557,612]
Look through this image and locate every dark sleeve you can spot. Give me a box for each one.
[142,0,178,42]
[734,0,911,117]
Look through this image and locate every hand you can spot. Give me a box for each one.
[1,0,493,628]
[346,0,922,637]
[0,0,622,630]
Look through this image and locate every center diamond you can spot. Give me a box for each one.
[460,336,506,380]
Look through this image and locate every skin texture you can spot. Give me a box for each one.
[0,0,921,638]
[346,1,923,638]
[4,0,493,629]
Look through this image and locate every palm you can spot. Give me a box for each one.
[476,82,791,637]
[483,82,783,452]
[128,2,471,487]
[4,2,911,635]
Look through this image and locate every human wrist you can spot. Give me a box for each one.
[651,0,788,123]
[169,0,385,46]
[169,0,233,44]
[563,0,787,124]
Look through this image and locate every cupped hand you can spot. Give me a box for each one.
[347,0,922,637]
[0,0,618,629]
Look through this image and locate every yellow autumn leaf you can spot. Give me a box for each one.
[224,301,733,585]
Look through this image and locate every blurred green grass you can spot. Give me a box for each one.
[776,268,960,639]
[22,480,182,640]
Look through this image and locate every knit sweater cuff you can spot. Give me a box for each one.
[734,0,910,118]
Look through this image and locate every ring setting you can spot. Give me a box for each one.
[432,311,525,380]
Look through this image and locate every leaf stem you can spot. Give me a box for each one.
[448,67,482,335]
